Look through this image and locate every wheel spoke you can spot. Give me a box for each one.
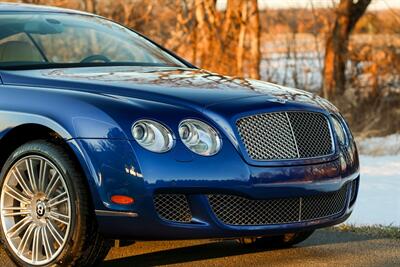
[48,197,68,208]
[45,173,59,197]
[49,211,70,221]
[49,212,69,226]
[48,192,67,206]
[4,184,30,204]
[3,211,31,217]
[46,220,63,246]
[17,223,35,254]
[12,169,33,197]
[31,226,42,262]
[41,226,54,260]
[2,206,29,211]
[38,160,47,193]
[25,159,38,193]
[7,216,32,238]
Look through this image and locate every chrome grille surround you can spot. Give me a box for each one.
[208,184,349,226]
[236,111,333,161]
[154,194,192,223]
[349,178,359,206]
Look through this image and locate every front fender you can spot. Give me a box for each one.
[67,138,144,211]
[0,84,129,140]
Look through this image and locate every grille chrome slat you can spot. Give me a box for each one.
[154,194,192,223]
[285,112,300,158]
[237,111,333,161]
[287,112,333,158]
[208,185,349,226]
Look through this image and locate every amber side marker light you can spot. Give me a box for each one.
[111,195,135,205]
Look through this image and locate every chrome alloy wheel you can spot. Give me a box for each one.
[0,155,72,266]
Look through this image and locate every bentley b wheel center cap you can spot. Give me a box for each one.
[36,201,46,217]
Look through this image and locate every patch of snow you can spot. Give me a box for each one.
[356,134,400,156]
[260,53,323,92]
[346,155,400,226]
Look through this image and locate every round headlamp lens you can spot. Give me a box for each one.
[132,120,173,153]
[179,125,191,141]
[133,124,146,141]
[179,119,222,156]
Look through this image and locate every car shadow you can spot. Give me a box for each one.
[101,230,377,267]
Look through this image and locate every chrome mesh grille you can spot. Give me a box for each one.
[153,194,192,223]
[301,186,348,221]
[236,113,298,160]
[287,112,333,158]
[236,112,333,161]
[209,195,300,225]
[208,185,349,226]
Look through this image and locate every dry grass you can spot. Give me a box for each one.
[333,224,400,240]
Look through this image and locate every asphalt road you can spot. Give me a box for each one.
[1,229,399,266]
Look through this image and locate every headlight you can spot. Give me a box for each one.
[132,120,174,153]
[179,119,222,156]
[331,116,347,146]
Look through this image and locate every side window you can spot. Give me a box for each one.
[0,33,31,44]
[0,33,44,63]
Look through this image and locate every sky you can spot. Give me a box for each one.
[216,0,400,10]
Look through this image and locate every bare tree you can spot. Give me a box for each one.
[83,0,97,13]
[192,0,260,78]
[323,0,371,100]
[194,0,220,70]
[247,0,261,79]
[236,0,261,79]
[236,1,248,77]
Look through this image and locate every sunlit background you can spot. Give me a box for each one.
[3,0,399,227]
[217,0,400,9]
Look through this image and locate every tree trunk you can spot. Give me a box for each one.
[120,1,135,26]
[236,1,247,77]
[84,0,97,13]
[194,0,222,71]
[323,0,371,100]
[220,0,242,76]
[248,0,261,80]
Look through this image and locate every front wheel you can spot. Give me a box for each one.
[0,140,110,266]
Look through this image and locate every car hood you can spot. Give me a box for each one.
[0,66,336,112]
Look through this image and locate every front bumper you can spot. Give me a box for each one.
[68,138,360,240]
[95,179,358,240]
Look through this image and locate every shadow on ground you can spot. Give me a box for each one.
[101,230,377,267]
[1,229,398,267]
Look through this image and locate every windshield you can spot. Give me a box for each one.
[0,12,187,69]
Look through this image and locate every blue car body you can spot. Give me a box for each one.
[0,3,359,241]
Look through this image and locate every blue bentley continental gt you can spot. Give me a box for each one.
[0,3,360,266]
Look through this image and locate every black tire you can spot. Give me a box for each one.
[0,140,111,266]
[239,230,314,248]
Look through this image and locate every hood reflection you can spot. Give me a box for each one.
[44,67,332,110]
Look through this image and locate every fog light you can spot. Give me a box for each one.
[111,195,134,205]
